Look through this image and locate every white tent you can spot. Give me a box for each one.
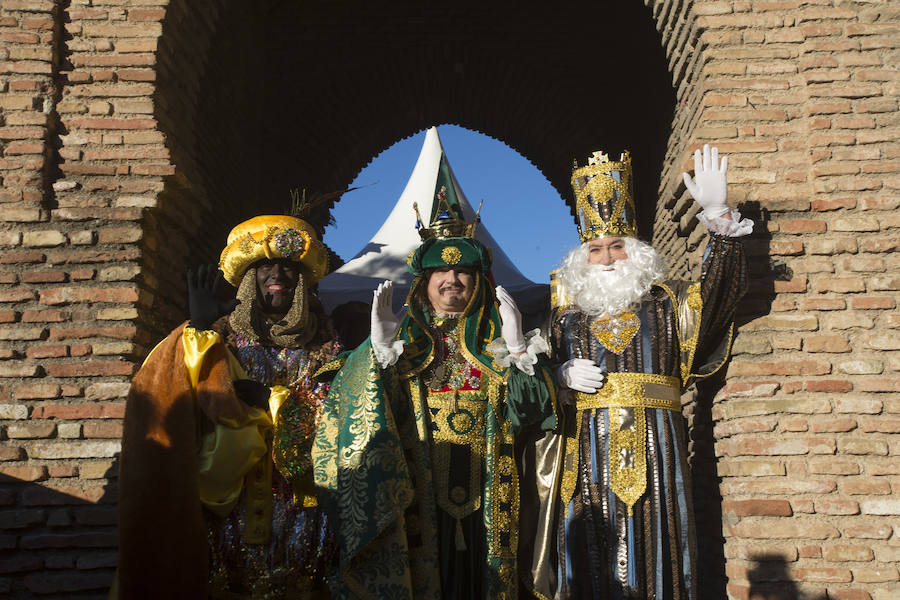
[318,127,548,317]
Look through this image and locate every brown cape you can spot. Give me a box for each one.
[117,322,252,599]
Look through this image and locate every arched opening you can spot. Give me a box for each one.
[324,124,578,284]
[146,1,676,339]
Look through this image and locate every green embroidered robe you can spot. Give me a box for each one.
[313,278,556,600]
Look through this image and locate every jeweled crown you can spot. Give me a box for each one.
[572,150,638,243]
[414,151,481,241]
[414,185,481,241]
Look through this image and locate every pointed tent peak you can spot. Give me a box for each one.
[423,125,443,151]
[432,155,460,222]
[336,125,527,277]
[369,125,475,248]
[318,125,547,313]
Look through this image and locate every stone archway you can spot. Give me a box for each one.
[145,1,680,339]
[1,2,689,596]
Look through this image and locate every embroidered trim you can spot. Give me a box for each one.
[572,373,682,412]
[313,357,346,380]
[561,372,682,515]
[427,392,485,521]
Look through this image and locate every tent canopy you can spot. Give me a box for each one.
[318,127,548,318]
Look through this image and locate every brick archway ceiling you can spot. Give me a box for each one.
[168,2,675,242]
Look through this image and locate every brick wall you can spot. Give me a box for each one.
[650,2,899,599]
[0,0,897,597]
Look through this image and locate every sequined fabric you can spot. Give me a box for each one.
[206,470,335,599]
[232,332,332,488]
[551,234,747,600]
[206,329,339,598]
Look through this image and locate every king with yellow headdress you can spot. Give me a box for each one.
[118,207,342,598]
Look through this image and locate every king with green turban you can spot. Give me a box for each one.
[313,159,558,599]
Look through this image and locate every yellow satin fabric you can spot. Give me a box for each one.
[268,384,291,421]
[182,327,248,386]
[181,327,282,516]
[198,408,272,517]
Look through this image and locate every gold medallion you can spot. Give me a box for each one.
[590,311,640,354]
[441,245,462,265]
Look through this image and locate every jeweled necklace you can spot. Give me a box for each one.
[424,316,480,411]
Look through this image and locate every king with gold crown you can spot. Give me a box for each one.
[312,153,558,599]
[117,207,342,599]
[547,145,754,599]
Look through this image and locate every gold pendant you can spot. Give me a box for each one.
[590,311,640,354]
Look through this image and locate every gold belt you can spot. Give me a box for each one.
[566,372,682,516]
[574,372,682,412]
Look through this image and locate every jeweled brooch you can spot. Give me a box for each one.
[590,311,640,354]
[273,228,306,258]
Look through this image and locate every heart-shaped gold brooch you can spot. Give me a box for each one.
[590,311,640,354]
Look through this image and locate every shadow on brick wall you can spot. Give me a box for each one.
[735,201,788,329]
[746,554,802,600]
[689,201,789,597]
[46,0,74,213]
[0,458,118,599]
[692,370,729,597]
[745,553,832,600]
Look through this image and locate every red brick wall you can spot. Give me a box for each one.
[656,2,899,599]
[0,1,897,597]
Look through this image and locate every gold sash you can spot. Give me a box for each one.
[563,373,682,516]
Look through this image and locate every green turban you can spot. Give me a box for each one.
[406,237,492,277]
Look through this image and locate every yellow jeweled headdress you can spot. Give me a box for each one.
[218,215,328,286]
[571,150,637,243]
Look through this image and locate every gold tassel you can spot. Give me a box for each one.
[455,518,467,551]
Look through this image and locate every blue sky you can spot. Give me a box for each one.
[323,125,579,284]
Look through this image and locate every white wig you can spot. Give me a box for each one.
[557,237,667,316]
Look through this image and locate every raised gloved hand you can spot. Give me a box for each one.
[370,280,406,349]
[495,286,526,354]
[682,144,729,218]
[557,358,606,393]
[187,264,238,331]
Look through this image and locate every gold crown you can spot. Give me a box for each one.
[414,185,482,241]
[572,150,637,243]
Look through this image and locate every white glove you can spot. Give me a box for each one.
[370,281,406,349]
[682,144,729,218]
[495,285,526,354]
[557,358,606,393]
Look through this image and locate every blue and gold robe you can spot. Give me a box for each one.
[550,234,748,600]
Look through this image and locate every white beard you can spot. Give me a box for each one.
[557,238,667,317]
